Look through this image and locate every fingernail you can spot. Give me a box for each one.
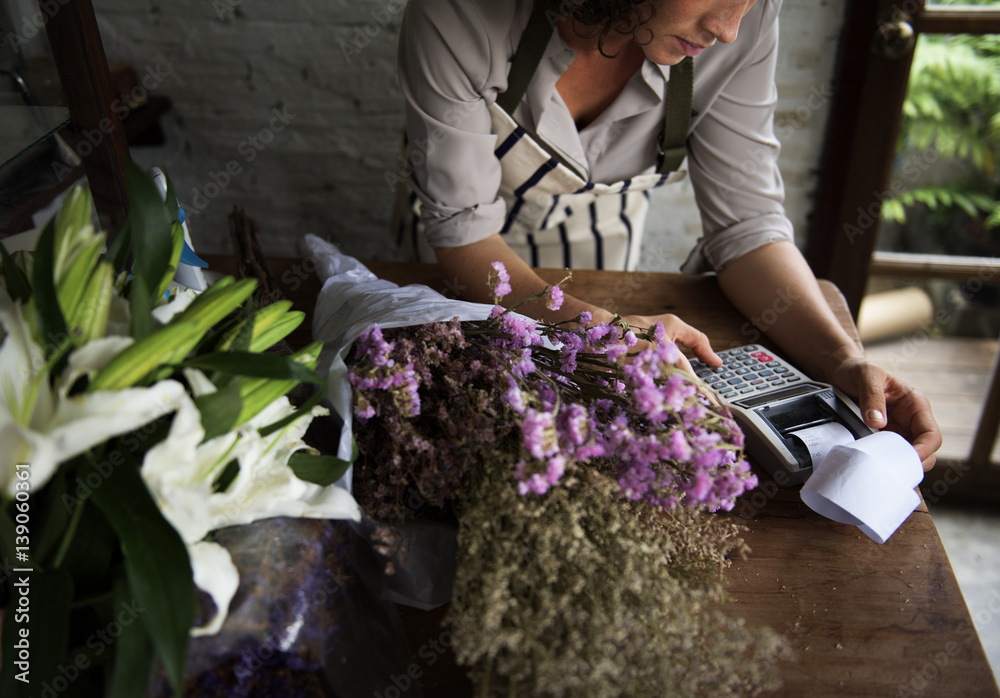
[866,409,885,424]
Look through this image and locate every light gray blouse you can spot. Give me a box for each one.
[396,0,795,272]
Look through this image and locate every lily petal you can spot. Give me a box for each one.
[188,540,240,638]
[1,380,190,497]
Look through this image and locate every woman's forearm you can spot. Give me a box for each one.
[433,234,614,325]
[716,241,865,380]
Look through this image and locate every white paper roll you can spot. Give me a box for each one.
[792,421,855,467]
[800,431,924,544]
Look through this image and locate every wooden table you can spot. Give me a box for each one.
[209,255,1000,697]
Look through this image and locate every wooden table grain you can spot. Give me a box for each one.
[207,255,1000,697]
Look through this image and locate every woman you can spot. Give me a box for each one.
[395,0,942,469]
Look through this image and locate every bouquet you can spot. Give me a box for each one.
[308,238,788,696]
[0,166,359,696]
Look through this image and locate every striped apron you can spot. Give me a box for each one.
[396,1,693,272]
[396,103,687,271]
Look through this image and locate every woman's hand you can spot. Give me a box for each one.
[828,357,942,471]
[617,312,722,374]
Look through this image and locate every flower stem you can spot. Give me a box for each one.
[52,495,87,570]
[70,590,113,610]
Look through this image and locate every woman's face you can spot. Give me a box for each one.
[636,0,759,65]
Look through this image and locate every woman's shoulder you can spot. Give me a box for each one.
[402,0,530,50]
[401,0,533,94]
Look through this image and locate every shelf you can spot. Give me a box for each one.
[0,104,70,167]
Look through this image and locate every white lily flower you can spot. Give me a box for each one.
[188,541,240,638]
[140,384,360,636]
[0,301,188,496]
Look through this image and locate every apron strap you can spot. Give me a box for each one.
[657,55,694,174]
[495,3,694,174]
[496,1,555,115]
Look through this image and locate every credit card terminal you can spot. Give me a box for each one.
[689,345,873,486]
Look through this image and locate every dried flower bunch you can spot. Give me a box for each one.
[349,262,757,522]
[346,264,785,694]
[451,456,787,697]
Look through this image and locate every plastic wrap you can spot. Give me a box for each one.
[306,235,499,611]
[147,518,416,698]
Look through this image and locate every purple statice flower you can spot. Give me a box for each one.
[557,403,590,447]
[354,396,376,422]
[522,408,558,459]
[498,314,540,348]
[663,374,695,412]
[546,285,564,311]
[576,310,592,327]
[503,376,527,414]
[667,429,693,462]
[585,323,613,347]
[652,322,667,345]
[623,329,638,347]
[511,348,536,378]
[654,341,681,366]
[605,343,629,364]
[545,455,565,485]
[490,260,512,299]
[632,386,664,420]
[681,403,708,430]
[354,326,395,368]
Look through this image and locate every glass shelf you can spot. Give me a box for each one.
[0,104,70,167]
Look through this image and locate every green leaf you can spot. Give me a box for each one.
[195,381,244,442]
[89,319,201,391]
[179,351,322,384]
[162,169,181,222]
[124,160,175,311]
[880,198,906,223]
[288,451,352,487]
[105,220,134,276]
[107,571,155,698]
[31,216,70,357]
[88,457,193,696]
[0,242,31,301]
[953,192,979,218]
[153,222,185,302]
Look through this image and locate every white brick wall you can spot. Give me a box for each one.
[93,0,844,269]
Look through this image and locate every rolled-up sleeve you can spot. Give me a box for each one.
[681,1,795,273]
[397,0,514,248]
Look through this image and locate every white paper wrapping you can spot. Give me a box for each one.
[800,431,924,544]
[306,234,498,483]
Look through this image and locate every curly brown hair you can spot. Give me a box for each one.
[546,0,657,56]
